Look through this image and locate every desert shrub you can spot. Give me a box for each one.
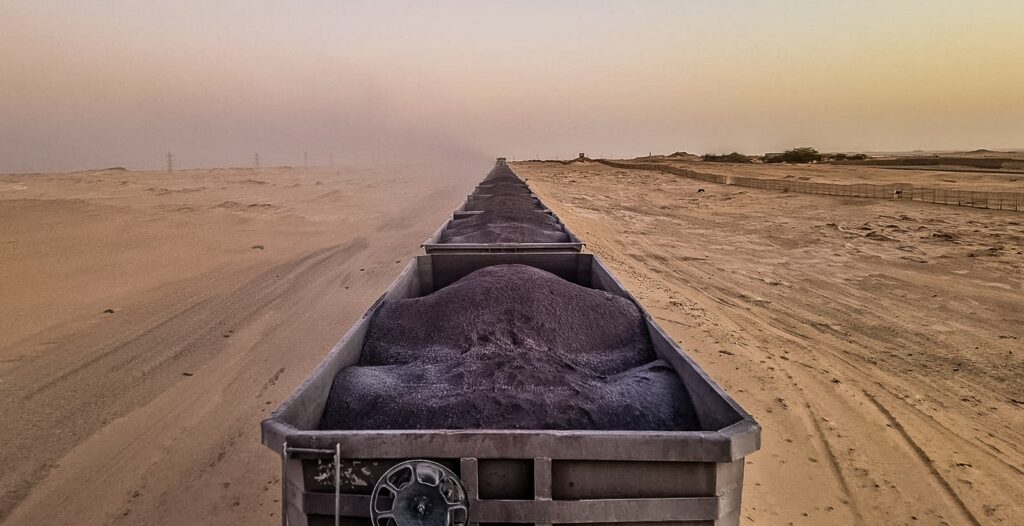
[766,147,822,164]
[702,152,752,163]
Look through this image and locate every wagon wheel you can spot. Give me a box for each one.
[370,460,469,526]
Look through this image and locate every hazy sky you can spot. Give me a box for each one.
[2,1,1023,172]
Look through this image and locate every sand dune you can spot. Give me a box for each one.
[517,161,1023,526]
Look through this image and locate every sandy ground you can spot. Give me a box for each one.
[517,161,1024,526]
[0,165,475,524]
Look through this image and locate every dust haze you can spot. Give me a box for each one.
[3,2,1024,173]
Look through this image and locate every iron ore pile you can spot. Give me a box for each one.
[319,265,699,430]
[318,163,699,432]
[440,209,569,243]
[441,165,571,244]
[463,193,544,212]
[481,163,526,184]
[476,182,532,195]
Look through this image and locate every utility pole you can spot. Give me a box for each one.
[254,153,260,170]
[166,152,173,173]
[304,151,308,169]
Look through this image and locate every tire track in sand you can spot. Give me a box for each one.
[863,391,984,526]
[0,239,367,520]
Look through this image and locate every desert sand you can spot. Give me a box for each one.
[516,161,1023,525]
[0,165,475,524]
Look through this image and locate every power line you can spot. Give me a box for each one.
[166,152,173,173]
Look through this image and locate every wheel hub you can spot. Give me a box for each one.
[370,460,469,526]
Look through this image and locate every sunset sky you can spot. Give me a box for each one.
[2,1,1022,172]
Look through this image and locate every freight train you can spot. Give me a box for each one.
[261,159,760,526]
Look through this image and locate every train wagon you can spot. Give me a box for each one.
[261,252,759,525]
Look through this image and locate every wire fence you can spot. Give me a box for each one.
[596,160,1023,212]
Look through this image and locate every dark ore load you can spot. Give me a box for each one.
[319,264,699,431]
[462,193,544,212]
[481,163,525,185]
[426,163,582,250]
[471,181,532,195]
[439,209,570,244]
